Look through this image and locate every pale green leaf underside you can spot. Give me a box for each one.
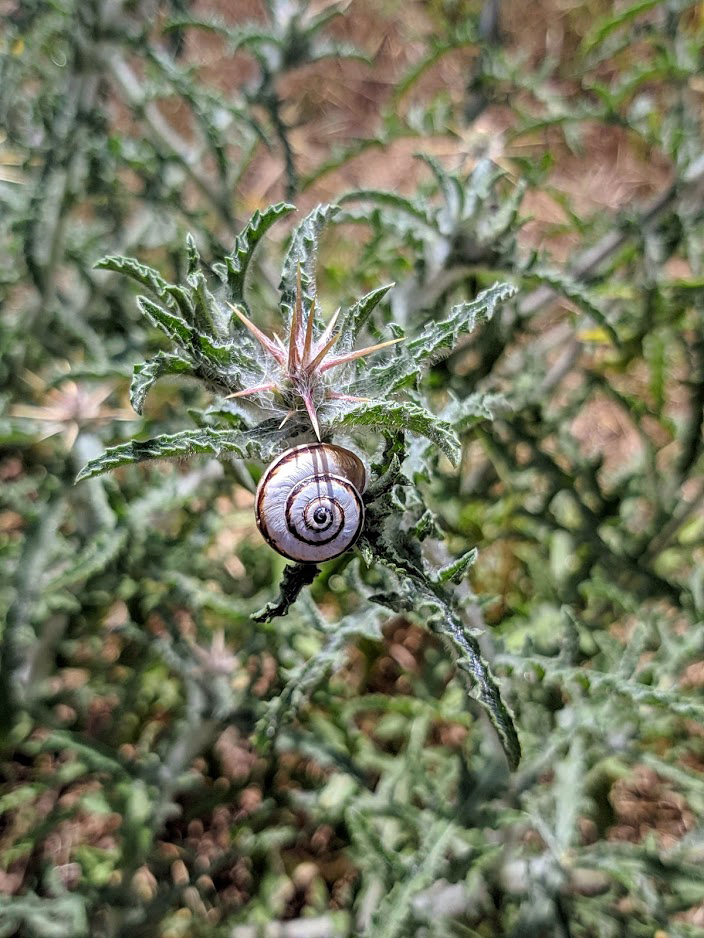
[327,400,461,465]
[359,282,516,394]
[130,352,193,414]
[76,427,280,481]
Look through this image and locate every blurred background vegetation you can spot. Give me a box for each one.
[2,0,704,936]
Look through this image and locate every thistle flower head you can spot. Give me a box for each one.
[226,266,402,439]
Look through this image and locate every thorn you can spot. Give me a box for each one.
[320,337,404,373]
[278,411,294,429]
[302,390,321,440]
[302,300,316,368]
[305,331,341,374]
[289,264,303,371]
[228,303,284,365]
[314,307,340,356]
[224,382,276,399]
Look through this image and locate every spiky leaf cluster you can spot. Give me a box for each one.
[78,204,515,481]
[339,156,526,321]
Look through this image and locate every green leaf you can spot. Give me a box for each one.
[76,427,279,481]
[95,254,170,298]
[0,893,88,938]
[130,352,193,414]
[163,284,194,321]
[136,296,193,346]
[417,151,464,219]
[223,202,295,309]
[364,528,520,769]
[409,281,517,367]
[554,734,585,852]
[361,282,515,393]
[338,282,395,350]
[530,268,619,345]
[434,547,477,584]
[186,243,229,338]
[427,604,521,769]
[339,189,434,228]
[280,203,339,323]
[195,332,234,365]
[365,820,455,938]
[327,400,461,466]
[95,255,193,321]
[410,509,442,541]
[476,178,527,245]
[256,597,385,740]
[582,0,663,55]
[447,391,509,432]
[46,529,128,591]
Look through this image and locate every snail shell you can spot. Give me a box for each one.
[255,443,366,563]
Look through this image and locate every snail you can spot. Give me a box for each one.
[255,443,366,563]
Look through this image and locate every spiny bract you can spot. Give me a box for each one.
[226,265,402,439]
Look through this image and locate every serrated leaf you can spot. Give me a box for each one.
[417,151,465,220]
[195,332,234,364]
[409,281,517,367]
[256,601,385,739]
[0,892,88,938]
[130,352,193,414]
[360,283,515,394]
[338,282,395,351]
[225,202,295,308]
[461,158,503,217]
[163,283,194,321]
[554,734,585,852]
[46,529,128,591]
[581,0,662,55]
[446,391,509,432]
[531,267,619,345]
[96,255,193,321]
[476,178,527,244]
[339,189,434,228]
[327,400,461,465]
[95,255,170,299]
[187,265,229,339]
[279,203,339,324]
[427,604,521,769]
[185,231,201,277]
[434,547,477,584]
[365,820,454,938]
[136,295,193,346]
[411,509,442,541]
[76,427,278,481]
[367,539,521,769]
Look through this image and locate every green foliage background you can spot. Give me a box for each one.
[2,1,704,936]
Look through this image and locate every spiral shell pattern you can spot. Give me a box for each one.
[255,444,366,563]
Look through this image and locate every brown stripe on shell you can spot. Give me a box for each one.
[284,474,350,546]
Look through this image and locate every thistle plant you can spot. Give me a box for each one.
[77,202,521,768]
[339,155,527,326]
[6,3,704,935]
[77,202,514,474]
